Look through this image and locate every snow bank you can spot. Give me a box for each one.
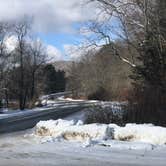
[114,124,166,145]
[35,119,166,146]
[35,119,113,142]
[36,119,75,136]
[61,124,112,141]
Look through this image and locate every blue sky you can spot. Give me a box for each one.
[37,29,83,60]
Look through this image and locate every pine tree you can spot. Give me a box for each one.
[43,64,66,94]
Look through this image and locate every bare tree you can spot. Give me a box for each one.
[82,0,147,67]
[68,46,131,100]
[28,40,47,100]
[14,19,31,109]
[0,22,12,106]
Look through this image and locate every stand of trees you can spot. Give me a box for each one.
[71,0,166,125]
[0,19,66,110]
[68,44,132,101]
[126,0,166,125]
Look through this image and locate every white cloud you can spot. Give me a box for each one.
[46,45,63,62]
[4,35,18,53]
[64,44,82,60]
[63,44,76,59]
[4,35,63,62]
[64,43,100,60]
[0,0,98,33]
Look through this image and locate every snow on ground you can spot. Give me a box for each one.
[1,110,166,166]
[34,118,166,149]
[0,97,166,166]
[0,133,166,166]
[34,98,166,147]
[35,120,112,143]
[0,129,166,166]
[114,123,166,145]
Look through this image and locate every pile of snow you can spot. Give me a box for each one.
[114,124,166,145]
[36,119,75,136]
[35,119,113,142]
[34,119,166,146]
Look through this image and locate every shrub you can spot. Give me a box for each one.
[87,87,111,101]
[85,105,123,125]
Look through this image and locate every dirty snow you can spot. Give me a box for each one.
[35,119,113,142]
[34,119,166,148]
[114,123,166,145]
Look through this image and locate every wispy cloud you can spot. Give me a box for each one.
[64,43,99,60]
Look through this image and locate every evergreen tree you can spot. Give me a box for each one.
[43,64,66,94]
[128,0,166,124]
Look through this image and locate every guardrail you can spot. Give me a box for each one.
[0,99,125,134]
[40,91,72,100]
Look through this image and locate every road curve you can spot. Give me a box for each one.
[0,101,91,133]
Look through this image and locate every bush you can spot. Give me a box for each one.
[85,105,123,125]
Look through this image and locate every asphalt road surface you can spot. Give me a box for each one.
[0,100,92,133]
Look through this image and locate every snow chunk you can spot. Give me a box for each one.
[114,124,166,145]
[36,119,75,136]
[61,124,112,141]
[35,119,113,142]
